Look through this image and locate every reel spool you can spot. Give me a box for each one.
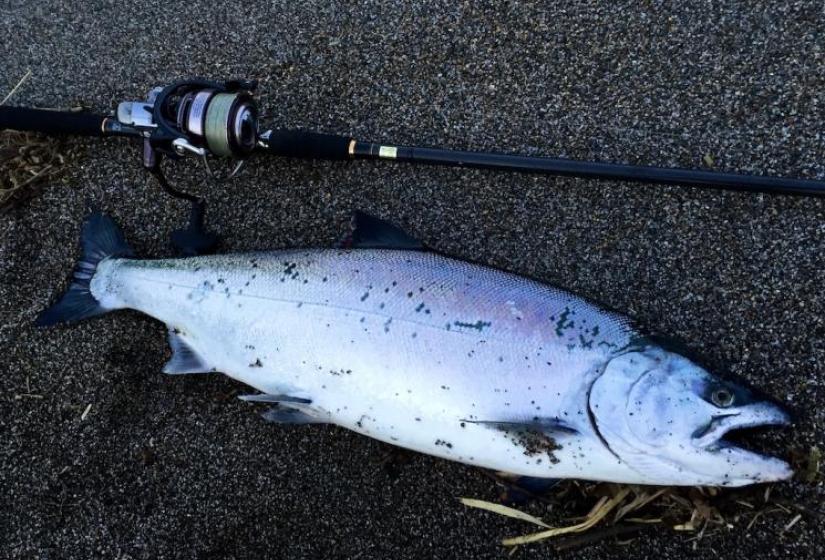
[174,88,258,158]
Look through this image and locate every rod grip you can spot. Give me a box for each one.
[262,129,353,161]
[0,106,107,136]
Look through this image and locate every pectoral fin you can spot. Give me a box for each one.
[462,418,579,435]
[493,472,561,505]
[238,393,312,404]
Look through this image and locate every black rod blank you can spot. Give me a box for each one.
[352,141,825,197]
[259,130,825,197]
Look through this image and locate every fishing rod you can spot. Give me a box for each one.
[2,77,824,253]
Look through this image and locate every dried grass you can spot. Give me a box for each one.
[462,480,819,551]
[0,130,74,212]
[1,71,76,212]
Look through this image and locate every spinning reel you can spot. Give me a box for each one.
[116,78,260,254]
[118,78,258,163]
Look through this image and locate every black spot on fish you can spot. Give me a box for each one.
[453,320,492,332]
[249,359,263,367]
[554,307,575,337]
[361,292,370,301]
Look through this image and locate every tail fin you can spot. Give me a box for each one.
[37,213,134,327]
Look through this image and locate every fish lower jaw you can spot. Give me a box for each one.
[689,444,795,486]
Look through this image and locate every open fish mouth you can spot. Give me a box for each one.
[692,403,792,450]
[690,402,794,484]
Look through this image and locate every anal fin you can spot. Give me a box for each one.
[163,328,213,374]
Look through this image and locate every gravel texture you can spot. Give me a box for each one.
[2,1,824,558]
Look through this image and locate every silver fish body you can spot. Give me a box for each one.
[41,214,793,487]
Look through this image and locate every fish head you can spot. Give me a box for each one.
[589,345,793,486]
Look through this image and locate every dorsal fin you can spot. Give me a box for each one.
[338,211,424,250]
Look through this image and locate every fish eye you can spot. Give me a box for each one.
[711,387,735,408]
